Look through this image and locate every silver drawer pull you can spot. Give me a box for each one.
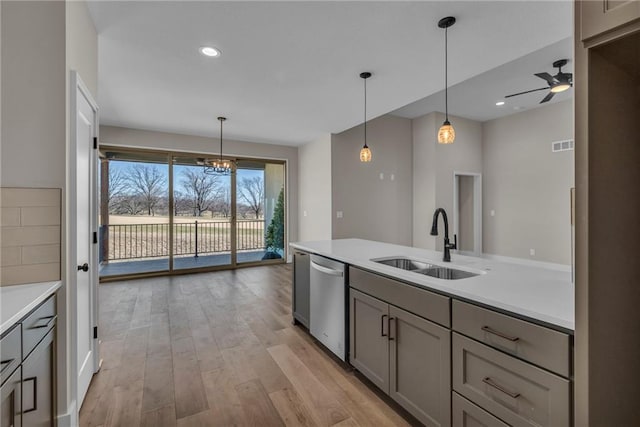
[30,315,57,330]
[482,376,521,399]
[0,359,14,373]
[481,325,519,342]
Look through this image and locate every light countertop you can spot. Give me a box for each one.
[1,281,62,335]
[290,239,574,333]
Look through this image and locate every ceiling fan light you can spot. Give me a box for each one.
[438,121,455,144]
[551,83,571,93]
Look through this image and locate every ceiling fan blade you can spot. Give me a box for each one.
[535,72,556,85]
[540,91,555,103]
[505,87,549,98]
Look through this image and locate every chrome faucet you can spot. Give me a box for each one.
[430,208,457,262]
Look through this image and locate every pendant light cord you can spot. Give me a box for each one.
[219,119,223,161]
[364,76,368,148]
[444,25,448,122]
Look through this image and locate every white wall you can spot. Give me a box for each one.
[482,100,574,264]
[99,125,299,247]
[412,112,483,251]
[331,115,413,245]
[298,133,332,241]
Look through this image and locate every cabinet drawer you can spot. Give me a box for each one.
[22,295,56,360]
[452,300,571,377]
[453,392,509,427]
[349,267,450,327]
[0,325,21,386]
[453,333,570,427]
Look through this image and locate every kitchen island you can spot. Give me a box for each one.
[290,238,574,427]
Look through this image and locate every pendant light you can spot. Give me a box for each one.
[359,72,372,162]
[437,16,456,145]
[205,116,233,175]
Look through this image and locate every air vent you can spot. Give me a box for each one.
[552,139,574,152]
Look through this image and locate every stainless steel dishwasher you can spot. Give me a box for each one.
[309,254,347,361]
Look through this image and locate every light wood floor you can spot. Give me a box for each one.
[80,264,415,427]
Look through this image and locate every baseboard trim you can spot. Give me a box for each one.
[57,400,77,427]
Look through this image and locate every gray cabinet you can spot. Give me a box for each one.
[581,0,640,41]
[1,366,21,427]
[22,329,55,427]
[349,283,451,427]
[292,251,310,327]
[349,289,389,392]
[390,305,450,427]
[0,294,56,427]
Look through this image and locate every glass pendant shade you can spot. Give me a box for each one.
[438,120,455,144]
[360,145,372,162]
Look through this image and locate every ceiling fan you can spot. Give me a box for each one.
[505,59,573,104]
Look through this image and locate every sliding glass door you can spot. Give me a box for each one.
[236,160,285,265]
[98,148,286,280]
[172,155,233,271]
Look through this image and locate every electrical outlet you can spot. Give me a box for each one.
[336,211,343,219]
[390,174,395,181]
[530,248,536,256]
[490,210,495,217]
[303,210,307,217]
[379,173,384,180]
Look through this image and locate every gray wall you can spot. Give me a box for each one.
[482,100,574,264]
[331,115,413,245]
[298,134,332,241]
[412,112,483,251]
[100,125,299,248]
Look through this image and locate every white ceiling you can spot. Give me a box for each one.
[392,37,573,121]
[88,1,573,146]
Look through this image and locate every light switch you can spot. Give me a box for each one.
[490,210,495,217]
[390,174,395,181]
[379,173,384,180]
[336,211,343,219]
[530,248,536,256]
[303,210,308,217]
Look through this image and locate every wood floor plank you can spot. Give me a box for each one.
[268,344,350,426]
[201,367,247,426]
[103,378,144,427]
[173,355,209,419]
[141,404,177,427]
[235,379,285,427]
[142,355,174,412]
[269,387,320,427]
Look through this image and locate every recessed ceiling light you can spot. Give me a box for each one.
[496,101,505,106]
[199,46,221,57]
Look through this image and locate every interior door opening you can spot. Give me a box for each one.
[453,172,482,256]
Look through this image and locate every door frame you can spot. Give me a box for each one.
[452,171,482,256]
[69,70,100,409]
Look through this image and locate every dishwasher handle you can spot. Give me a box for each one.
[310,260,344,277]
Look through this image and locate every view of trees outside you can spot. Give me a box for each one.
[107,160,264,219]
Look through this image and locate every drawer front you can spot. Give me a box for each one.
[0,325,21,386]
[22,295,56,360]
[453,392,509,427]
[453,333,570,427]
[452,300,571,377]
[349,267,450,327]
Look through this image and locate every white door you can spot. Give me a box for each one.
[71,71,99,407]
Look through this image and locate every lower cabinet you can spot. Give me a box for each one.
[0,366,22,427]
[292,251,311,327]
[350,288,451,427]
[22,329,55,427]
[452,392,509,427]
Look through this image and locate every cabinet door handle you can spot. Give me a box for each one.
[482,376,520,399]
[381,314,387,337]
[23,376,38,413]
[29,315,57,330]
[481,325,519,342]
[0,359,14,373]
[388,317,396,341]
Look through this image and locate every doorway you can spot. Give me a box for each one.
[98,147,287,280]
[453,172,482,256]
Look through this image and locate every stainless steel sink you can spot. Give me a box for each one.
[373,257,433,271]
[372,257,479,280]
[416,266,478,280]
